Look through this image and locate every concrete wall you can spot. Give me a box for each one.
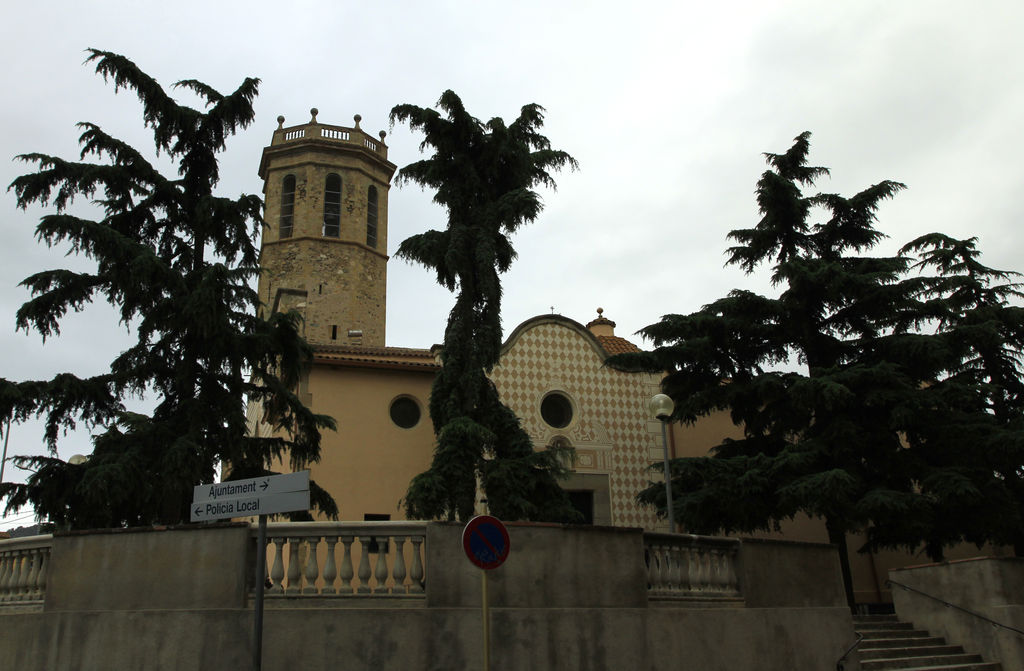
[890,558,1024,668]
[0,523,857,671]
[425,522,648,608]
[738,537,847,608]
[46,523,251,611]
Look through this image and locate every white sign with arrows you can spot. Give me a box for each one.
[191,471,310,522]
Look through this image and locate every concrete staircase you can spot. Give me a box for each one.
[854,614,1002,670]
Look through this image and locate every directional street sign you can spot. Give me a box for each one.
[191,471,310,522]
[192,470,309,503]
[462,515,511,570]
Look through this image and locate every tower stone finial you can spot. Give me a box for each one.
[276,115,285,129]
[353,114,362,130]
[586,307,616,336]
[310,108,319,123]
[379,130,387,141]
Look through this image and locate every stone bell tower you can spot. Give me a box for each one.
[257,108,397,348]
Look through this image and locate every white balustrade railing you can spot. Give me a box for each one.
[255,522,426,598]
[321,127,350,141]
[643,532,742,601]
[0,535,52,605]
[275,123,387,157]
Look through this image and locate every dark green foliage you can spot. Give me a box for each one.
[391,91,579,522]
[0,50,335,529]
[610,132,1024,606]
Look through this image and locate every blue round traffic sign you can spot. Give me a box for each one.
[462,515,511,570]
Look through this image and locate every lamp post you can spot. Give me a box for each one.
[649,393,675,533]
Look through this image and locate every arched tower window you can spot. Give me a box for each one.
[366,185,378,248]
[323,173,341,237]
[280,174,296,239]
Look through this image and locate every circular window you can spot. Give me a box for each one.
[389,397,421,429]
[540,392,573,429]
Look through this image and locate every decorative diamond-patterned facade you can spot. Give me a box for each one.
[489,316,665,529]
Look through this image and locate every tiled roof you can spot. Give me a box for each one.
[312,343,440,370]
[596,335,641,355]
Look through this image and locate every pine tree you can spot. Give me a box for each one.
[0,50,336,529]
[892,234,1024,555]
[390,91,579,522]
[608,132,990,608]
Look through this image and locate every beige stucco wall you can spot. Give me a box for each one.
[305,364,436,520]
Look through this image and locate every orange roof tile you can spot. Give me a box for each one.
[596,335,641,355]
[312,344,440,370]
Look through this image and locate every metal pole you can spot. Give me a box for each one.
[0,414,11,486]
[253,514,267,671]
[660,419,675,533]
[482,569,490,671]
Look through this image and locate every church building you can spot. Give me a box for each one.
[249,108,678,531]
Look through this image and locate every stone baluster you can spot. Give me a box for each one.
[720,548,732,593]
[373,537,390,594]
[392,537,407,595]
[644,546,656,594]
[269,537,286,594]
[24,551,40,601]
[286,537,302,594]
[321,536,338,595]
[11,551,24,601]
[671,545,685,595]
[338,536,354,594]
[356,537,372,594]
[34,549,48,602]
[689,547,703,593]
[704,548,717,593]
[660,542,675,593]
[725,546,739,595]
[652,544,666,593]
[10,551,25,601]
[408,536,425,594]
[678,546,693,593]
[652,546,667,595]
[303,537,321,595]
[0,552,10,602]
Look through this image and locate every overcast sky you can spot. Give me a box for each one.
[1,1,1022,526]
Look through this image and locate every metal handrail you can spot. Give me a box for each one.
[835,632,862,671]
[886,578,1024,637]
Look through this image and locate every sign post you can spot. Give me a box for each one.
[191,471,311,671]
[462,515,511,671]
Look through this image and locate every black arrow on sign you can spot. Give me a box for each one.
[261,480,269,491]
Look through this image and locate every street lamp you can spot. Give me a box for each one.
[649,393,675,533]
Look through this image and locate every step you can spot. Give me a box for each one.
[861,637,947,650]
[861,645,964,660]
[858,621,916,631]
[860,628,935,640]
[855,614,900,623]
[862,653,983,670]
[869,664,1001,671]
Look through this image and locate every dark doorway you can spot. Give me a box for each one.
[568,490,595,525]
